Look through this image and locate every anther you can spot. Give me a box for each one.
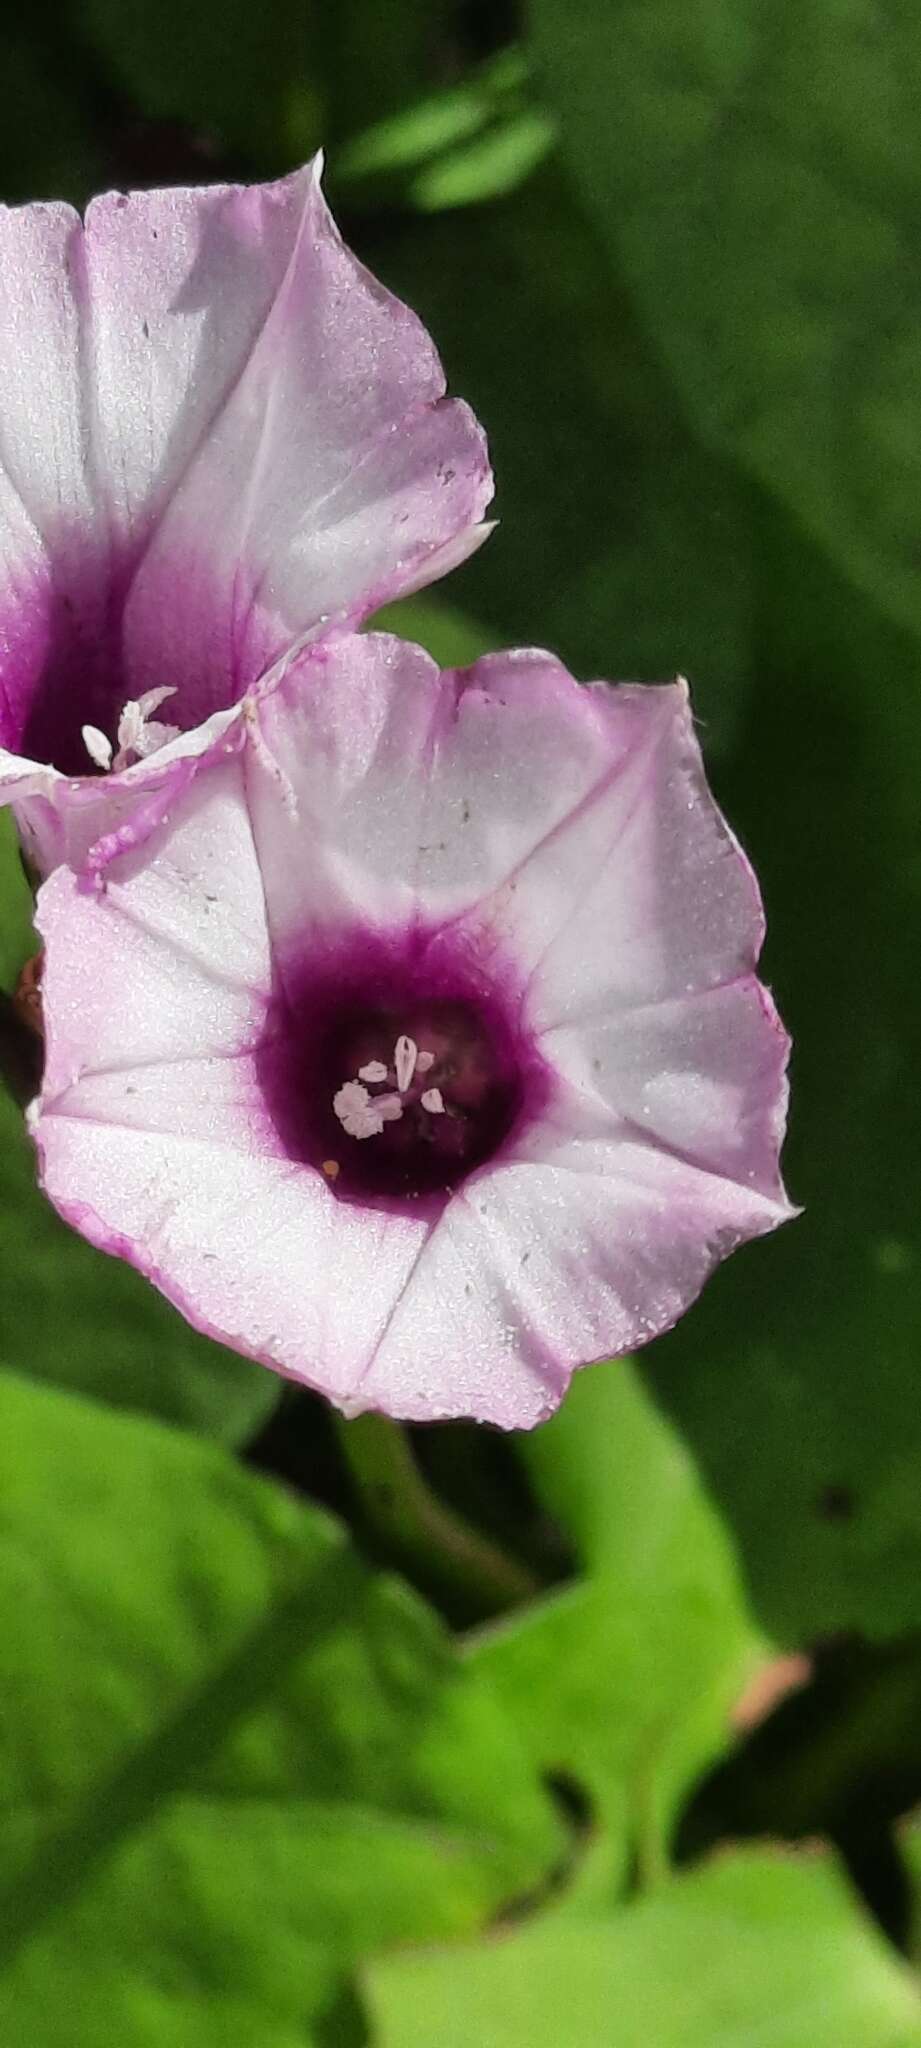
[81,724,114,772]
[333,1081,404,1140]
[394,1035,418,1093]
[80,687,181,774]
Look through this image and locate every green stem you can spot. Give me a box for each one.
[334,1411,538,1618]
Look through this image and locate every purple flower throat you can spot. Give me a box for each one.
[260,927,550,1212]
[0,550,259,777]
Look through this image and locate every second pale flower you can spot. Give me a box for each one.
[0,158,491,872]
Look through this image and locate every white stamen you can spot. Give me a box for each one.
[82,687,183,777]
[415,1049,436,1073]
[334,1081,371,1117]
[82,723,113,771]
[134,718,182,758]
[136,685,180,722]
[114,687,181,770]
[358,1060,389,1084]
[333,1080,403,1140]
[334,1081,377,1138]
[394,1034,418,1093]
[421,1087,446,1115]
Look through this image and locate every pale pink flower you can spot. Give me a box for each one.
[29,633,796,1428]
[0,159,492,874]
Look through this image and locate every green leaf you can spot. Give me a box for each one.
[904,1820,921,1966]
[370,594,494,671]
[0,21,103,205]
[318,0,434,148]
[531,0,921,650]
[644,504,921,1645]
[0,812,33,989]
[77,0,323,167]
[365,164,758,754]
[409,110,556,213]
[337,88,492,185]
[682,1635,921,1852]
[364,1848,921,2047]
[335,51,555,213]
[469,1362,766,1896]
[0,1373,564,2046]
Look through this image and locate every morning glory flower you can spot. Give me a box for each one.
[0,158,492,874]
[29,632,795,1428]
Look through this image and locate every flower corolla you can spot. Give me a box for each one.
[29,633,795,1428]
[0,160,492,874]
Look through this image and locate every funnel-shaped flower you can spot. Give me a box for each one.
[30,634,795,1427]
[0,160,491,873]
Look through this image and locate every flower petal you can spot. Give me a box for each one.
[119,162,492,719]
[353,1088,792,1428]
[30,1105,431,1406]
[0,201,88,544]
[539,979,792,1204]
[458,673,762,1016]
[36,756,271,1092]
[244,635,651,971]
[82,173,334,541]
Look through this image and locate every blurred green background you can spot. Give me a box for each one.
[2,1,921,2041]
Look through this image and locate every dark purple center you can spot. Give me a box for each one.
[14,575,130,777]
[0,546,274,777]
[258,927,549,1215]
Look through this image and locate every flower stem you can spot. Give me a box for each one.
[334,1411,538,1618]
